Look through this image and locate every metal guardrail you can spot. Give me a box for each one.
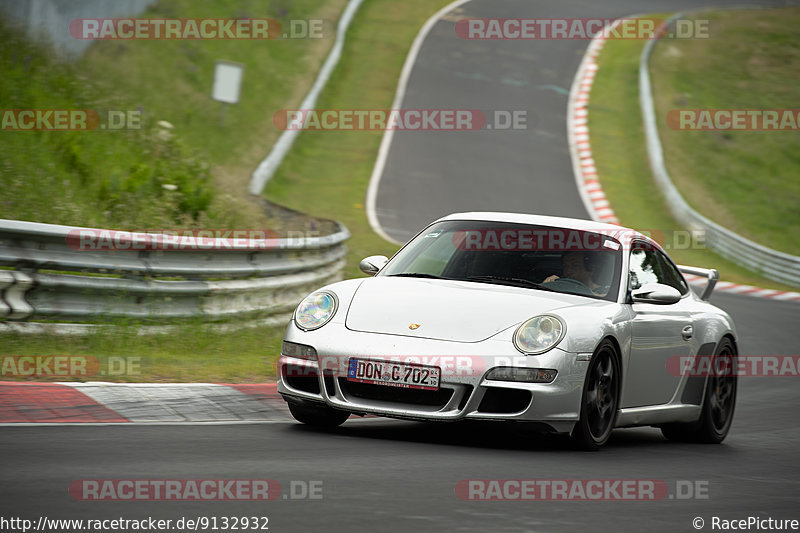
[0,219,349,323]
[640,13,800,287]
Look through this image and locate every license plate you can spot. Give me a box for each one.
[347,358,440,390]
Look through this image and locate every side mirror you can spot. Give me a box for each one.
[359,255,389,276]
[631,283,682,305]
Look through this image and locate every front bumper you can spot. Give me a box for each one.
[276,322,590,433]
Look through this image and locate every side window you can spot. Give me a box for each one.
[629,245,688,295]
[653,250,689,295]
[628,247,658,290]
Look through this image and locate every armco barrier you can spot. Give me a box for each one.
[639,12,800,287]
[0,219,348,323]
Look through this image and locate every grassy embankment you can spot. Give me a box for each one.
[1,0,346,382]
[0,0,454,382]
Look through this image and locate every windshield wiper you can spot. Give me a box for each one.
[387,272,445,279]
[465,275,559,292]
[387,273,560,293]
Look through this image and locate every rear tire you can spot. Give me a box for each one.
[288,401,350,428]
[572,339,621,451]
[661,338,737,443]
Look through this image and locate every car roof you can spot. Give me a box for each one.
[434,211,659,250]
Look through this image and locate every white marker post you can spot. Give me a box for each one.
[212,60,244,126]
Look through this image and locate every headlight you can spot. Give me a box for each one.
[294,291,338,331]
[513,315,565,355]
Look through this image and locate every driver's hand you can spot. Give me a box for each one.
[543,275,559,283]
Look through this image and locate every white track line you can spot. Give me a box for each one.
[250,0,365,194]
[365,0,474,245]
[567,20,622,225]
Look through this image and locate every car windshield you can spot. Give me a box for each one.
[380,220,623,301]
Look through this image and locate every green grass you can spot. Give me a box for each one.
[264,0,455,278]
[0,322,285,383]
[1,0,348,229]
[650,8,800,256]
[588,12,798,291]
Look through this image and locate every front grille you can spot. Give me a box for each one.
[283,364,321,394]
[477,387,531,414]
[323,371,336,397]
[458,385,474,410]
[339,378,453,408]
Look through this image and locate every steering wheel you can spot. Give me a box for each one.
[543,277,594,295]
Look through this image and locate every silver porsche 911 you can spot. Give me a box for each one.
[277,212,738,450]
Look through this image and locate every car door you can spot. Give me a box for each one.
[621,243,696,408]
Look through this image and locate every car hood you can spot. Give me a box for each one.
[344,276,586,342]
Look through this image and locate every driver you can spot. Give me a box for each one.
[543,251,608,295]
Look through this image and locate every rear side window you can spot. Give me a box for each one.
[629,244,688,295]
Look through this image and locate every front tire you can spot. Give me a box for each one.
[572,339,621,451]
[661,338,737,443]
[288,401,350,428]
